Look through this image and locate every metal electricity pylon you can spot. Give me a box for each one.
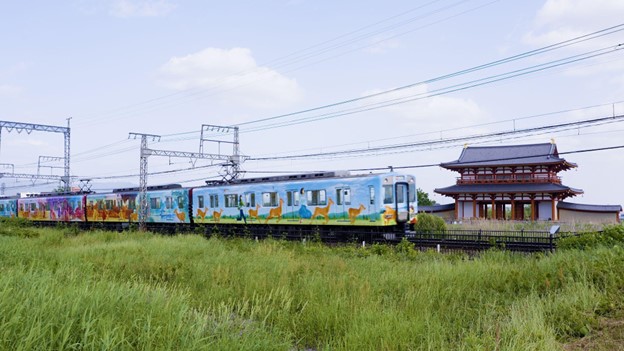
[37,155,64,175]
[129,125,244,231]
[0,119,72,191]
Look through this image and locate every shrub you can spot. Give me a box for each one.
[413,213,447,233]
[557,224,624,250]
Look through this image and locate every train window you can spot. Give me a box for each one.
[150,198,161,209]
[287,190,300,207]
[177,196,185,209]
[262,192,278,207]
[245,193,255,207]
[225,194,238,208]
[210,194,219,208]
[307,189,326,206]
[336,188,351,205]
[106,200,115,210]
[31,203,36,211]
[198,195,205,208]
[165,197,173,209]
[128,199,137,210]
[409,184,416,202]
[383,185,393,204]
[396,187,405,203]
[0,204,4,211]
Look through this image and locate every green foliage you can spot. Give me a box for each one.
[558,224,624,250]
[413,213,447,233]
[0,217,39,238]
[417,188,436,206]
[1,229,624,350]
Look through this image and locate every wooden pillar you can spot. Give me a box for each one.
[490,196,495,220]
[472,196,477,218]
[510,197,515,221]
[454,197,458,220]
[530,196,536,221]
[551,196,556,221]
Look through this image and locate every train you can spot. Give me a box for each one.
[0,170,416,239]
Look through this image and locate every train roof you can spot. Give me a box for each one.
[21,191,92,198]
[202,170,412,188]
[112,183,182,193]
[227,171,351,185]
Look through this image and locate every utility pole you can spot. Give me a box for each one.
[199,124,241,181]
[129,125,245,231]
[37,156,64,176]
[128,133,160,232]
[0,120,71,191]
[63,118,71,191]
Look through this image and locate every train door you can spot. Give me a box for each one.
[369,186,376,222]
[286,190,300,221]
[335,187,351,222]
[394,182,410,223]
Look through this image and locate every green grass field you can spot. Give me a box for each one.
[1,220,623,350]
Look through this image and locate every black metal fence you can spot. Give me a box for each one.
[204,224,562,253]
[402,229,558,253]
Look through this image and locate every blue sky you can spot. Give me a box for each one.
[1,0,623,206]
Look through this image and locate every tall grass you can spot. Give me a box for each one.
[1,224,624,350]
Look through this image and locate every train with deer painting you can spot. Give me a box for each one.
[0,171,416,238]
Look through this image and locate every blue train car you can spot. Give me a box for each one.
[191,171,416,227]
[0,197,18,219]
[144,185,190,224]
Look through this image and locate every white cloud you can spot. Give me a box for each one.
[110,0,176,18]
[523,0,624,79]
[157,47,303,109]
[524,0,624,47]
[360,85,485,136]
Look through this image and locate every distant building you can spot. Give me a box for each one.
[557,202,622,224]
[417,204,455,222]
[434,142,583,221]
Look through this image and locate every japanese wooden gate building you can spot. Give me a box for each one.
[434,142,583,221]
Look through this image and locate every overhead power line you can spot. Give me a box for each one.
[249,113,624,161]
[238,43,624,135]
[159,24,624,141]
[75,0,492,127]
[245,144,624,174]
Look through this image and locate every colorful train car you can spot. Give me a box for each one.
[0,197,18,218]
[191,171,416,227]
[17,194,86,222]
[85,191,138,223]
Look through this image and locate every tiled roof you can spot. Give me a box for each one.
[440,143,577,168]
[418,204,455,212]
[557,201,622,213]
[435,183,583,195]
